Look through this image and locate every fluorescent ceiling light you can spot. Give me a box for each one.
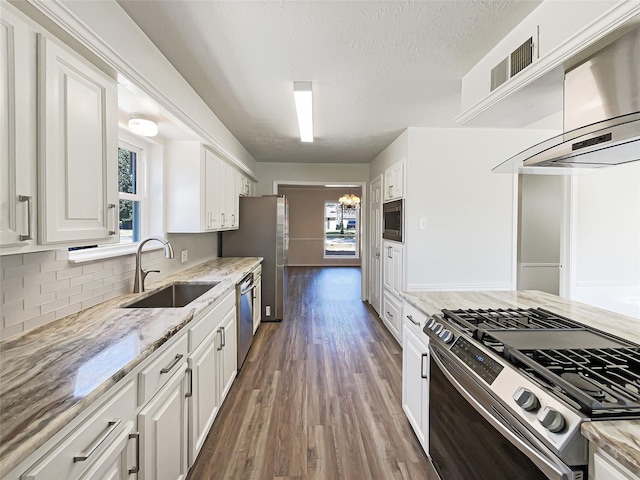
[293,81,313,142]
[128,113,158,137]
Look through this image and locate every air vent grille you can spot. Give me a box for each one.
[489,33,537,92]
[511,37,534,77]
[490,58,509,91]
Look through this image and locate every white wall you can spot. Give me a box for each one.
[569,162,640,318]
[404,127,557,290]
[255,162,369,195]
[369,130,409,180]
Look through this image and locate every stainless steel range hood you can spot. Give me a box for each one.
[493,27,640,175]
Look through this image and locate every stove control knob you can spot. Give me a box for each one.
[513,387,539,412]
[537,406,565,433]
[425,317,437,330]
[439,329,454,344]
[432,323,443,335]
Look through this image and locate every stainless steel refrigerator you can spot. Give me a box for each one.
[221,195,287,321]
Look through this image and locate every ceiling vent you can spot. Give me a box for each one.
[490,31,538,92]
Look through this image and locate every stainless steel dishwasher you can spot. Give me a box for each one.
[236,273,254,370]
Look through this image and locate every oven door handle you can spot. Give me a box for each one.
[430,346,578,480]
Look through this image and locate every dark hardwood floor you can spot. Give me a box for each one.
[188,266,430,480]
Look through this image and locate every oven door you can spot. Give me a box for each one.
[428,345,584,480]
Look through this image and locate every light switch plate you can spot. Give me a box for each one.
[419,218,427,230]
[181,250,188,263]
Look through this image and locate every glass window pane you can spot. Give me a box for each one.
[119,199,140,244]
[118,148,137,194]
[324,202,357,257]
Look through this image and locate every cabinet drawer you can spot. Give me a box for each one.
[403,301,428,339]
[188,290,234,351]
[382,292,402,341]
[22,380,136,480]
[138,335,188,405]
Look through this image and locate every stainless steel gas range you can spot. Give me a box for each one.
[422,307,640,480]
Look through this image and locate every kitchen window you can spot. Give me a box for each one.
[118,142,145,244]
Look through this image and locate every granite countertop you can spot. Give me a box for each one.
[0,256,262,476]
[401,290,640,477]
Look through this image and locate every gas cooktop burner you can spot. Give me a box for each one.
[439,307,640,419]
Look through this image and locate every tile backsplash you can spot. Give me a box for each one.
[0,233,219,340]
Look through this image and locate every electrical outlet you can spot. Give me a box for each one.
[265,306,271,316]
[419,218,427,230]
[181,250,188,263]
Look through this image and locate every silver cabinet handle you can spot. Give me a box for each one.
[221,326,226,347]
[185,367,193,398]
[18,195,33,241]
[128,432,140,474]
[160,354,184,374]
[387,311,393,318]
[221,213,226,226]
[73,419,122,462]
[388,246,392,258]
[232,214,236,226]
[107,203,116,235]
[421,353,428,379]
[407,314,419,326]
[217,328,223,351]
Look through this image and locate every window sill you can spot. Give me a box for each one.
[68,243,163,264]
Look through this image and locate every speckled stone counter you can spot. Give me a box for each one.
[0,256,261,476]
[401,290,640,477]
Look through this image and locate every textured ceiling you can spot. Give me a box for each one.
[117,0,542,163]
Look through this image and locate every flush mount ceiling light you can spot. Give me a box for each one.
[128,113,158,137]
[293,81,313,142]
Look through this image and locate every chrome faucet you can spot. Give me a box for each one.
[133,236,175,293]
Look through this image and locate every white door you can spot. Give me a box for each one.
[402,325,429,453]
[369,175,383,314]
[218,308,237,403]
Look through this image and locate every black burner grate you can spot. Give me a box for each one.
[443,307,584,332]
[508,347,640,418]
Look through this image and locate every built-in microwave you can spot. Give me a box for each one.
[383,199,403,242]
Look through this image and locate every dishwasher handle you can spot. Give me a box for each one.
[240,273,254,295]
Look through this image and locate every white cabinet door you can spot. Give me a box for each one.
[593,450,640,480]
[402,324,429,454]
[37,34,118,245]
[383,160,405,201]
[138,364,188,480]
[383,241,404,297]
[253,273,262,334]
[204,149,221,231]
[0,8,37,250]
[187,330,219,466]
[218,308,237,403]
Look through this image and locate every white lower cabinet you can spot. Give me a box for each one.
[401,302,429,455]
[187,330,219,465]
[138,362,189,480]
[593,450,640,480]
[22,380,137,480]
[77,421,137,480]
[13,284,242,480]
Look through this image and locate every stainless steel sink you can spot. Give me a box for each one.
[124,282,219,308]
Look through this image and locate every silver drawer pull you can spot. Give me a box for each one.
[160,354,184,374]
[407,314,419,326]
[73,419,122,462]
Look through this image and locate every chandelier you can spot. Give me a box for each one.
[339,193,361,210]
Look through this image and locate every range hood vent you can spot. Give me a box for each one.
[493,27,640,175]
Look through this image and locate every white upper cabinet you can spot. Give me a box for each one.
[38,34,119,245]
[166,142,240,233]
[0,8,37,250]
[383,160,404,201]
